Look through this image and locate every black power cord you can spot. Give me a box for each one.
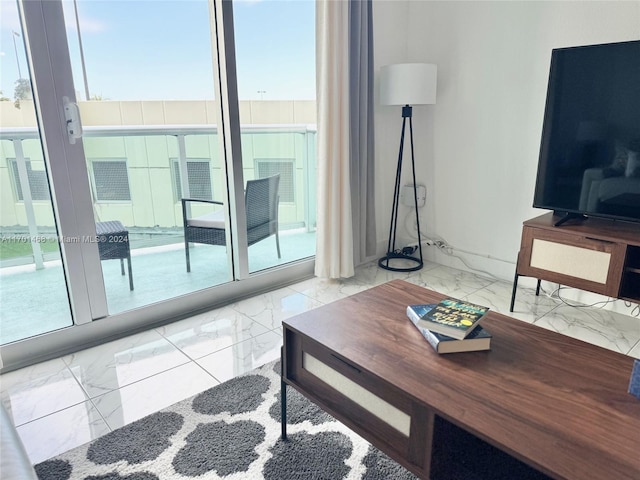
[401,246,417,255]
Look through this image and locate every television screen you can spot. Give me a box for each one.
[533,40,640,224]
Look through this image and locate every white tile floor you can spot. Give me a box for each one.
[1,260,639,465]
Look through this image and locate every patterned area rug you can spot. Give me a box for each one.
[34,360,417,480]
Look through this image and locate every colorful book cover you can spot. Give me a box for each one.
[416,297,489,340]
[406,304,492,353]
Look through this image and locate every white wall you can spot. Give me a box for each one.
[373,0,640,281]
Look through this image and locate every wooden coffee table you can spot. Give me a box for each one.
[281,280,640,479]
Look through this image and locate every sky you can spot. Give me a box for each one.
[0,0,315,102]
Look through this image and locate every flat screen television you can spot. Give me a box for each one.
[533,40,640,225]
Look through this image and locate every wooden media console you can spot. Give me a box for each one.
[511,212,640,311]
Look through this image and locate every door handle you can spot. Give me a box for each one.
[63,96,83,144]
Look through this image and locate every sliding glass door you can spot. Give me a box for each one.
[0,0,316,365]
[0,1,73,343]
[232,0,317,273]
[58,0,234,314]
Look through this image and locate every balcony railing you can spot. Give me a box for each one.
[0,124,317,268]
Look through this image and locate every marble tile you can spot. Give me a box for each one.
[290,260,441,304]
[628,341,640,359]
[350,260,412,285]
[62,329,191,398]
[0,358,88,426]
[463,280,560,324]
[91,362,219,431]
[405,264,494,299]
[196,330,282,383]
[533,282,640,318]
[156,306,271,360]
[534,304,640,355]
[289,276,366,305]
[353,258,440,284]
[346,259,438,287]
[16,401,111,464]
[230,286,323,330]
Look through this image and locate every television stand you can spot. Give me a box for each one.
[553,211,588,227]
[510,212,640,311]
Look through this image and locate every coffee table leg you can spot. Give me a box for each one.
[281,377,288,440]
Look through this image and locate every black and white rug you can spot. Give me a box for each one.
[34,360,417,480]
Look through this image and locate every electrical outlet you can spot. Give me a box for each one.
[400,184,426,207]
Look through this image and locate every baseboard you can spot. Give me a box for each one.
[426,247,515,283]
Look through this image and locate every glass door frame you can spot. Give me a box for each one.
[211,0,250,280]
[19,0,108,323]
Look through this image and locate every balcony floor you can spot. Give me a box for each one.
[0,229,315,344]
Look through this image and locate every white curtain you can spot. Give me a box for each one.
[315,0,376,279]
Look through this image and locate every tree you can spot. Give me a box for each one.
[14,78,32,109]
[0,91,9,102]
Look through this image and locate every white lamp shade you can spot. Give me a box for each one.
[379,63,437,106]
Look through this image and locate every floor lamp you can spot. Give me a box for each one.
[378,63,437,272]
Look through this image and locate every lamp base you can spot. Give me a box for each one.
[378,252,423,272]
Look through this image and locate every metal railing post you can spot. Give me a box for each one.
[12,139,45,269]
[177,134,191,219]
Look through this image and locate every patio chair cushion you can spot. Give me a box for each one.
[187,210,225,229]
[96,221,130,260]
[181,174,281,272]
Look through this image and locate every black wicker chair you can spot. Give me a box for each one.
[96,220,133,290]
[181,174,281,272]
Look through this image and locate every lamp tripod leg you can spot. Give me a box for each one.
[378,107,423,272]
[407,116,424,266]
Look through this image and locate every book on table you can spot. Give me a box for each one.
[412,297,489,340]
[406,304,492,353]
